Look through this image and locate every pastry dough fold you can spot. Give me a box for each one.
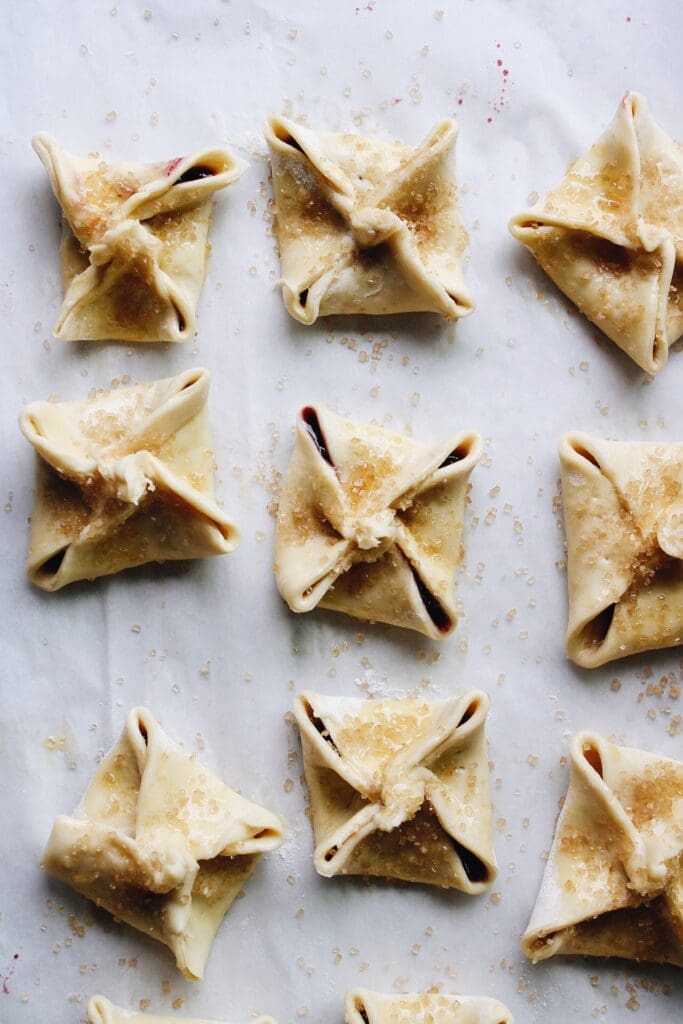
[275,404,482,638]
[33,133,245,342]
[294,690,496,892]
[265,117,473,323]
[88,995,276,1024]
[522,731,683,966]
[44,708,284,980]
[559,431,683,666]
[510,92,683,373]
[19,367,239,590]
[345,989,514,1024]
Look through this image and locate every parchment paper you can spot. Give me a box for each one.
[1,1,681,1021]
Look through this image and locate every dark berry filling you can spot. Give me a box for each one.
[409,564,452,633]
[284,135,304,153]
[301,406,334,467]
[439,442,470,468]
[308,709,339,753]
[582,602,616,648]
[176,165,214,184]
[450,838,488,883]
[40,549,66,576]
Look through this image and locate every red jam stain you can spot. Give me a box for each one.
[454,83,468,109]
[164,157,182,176]
[1,954,19,995]
[488,41,512,122]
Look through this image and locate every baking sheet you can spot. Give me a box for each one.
[1,0,681,1021]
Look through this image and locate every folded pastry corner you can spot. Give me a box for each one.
[275,404,482,638]
[510,91,683,373]
[44,708,284,981]
[293,689,496,892]
[87,995,277,1024]
[19,367,239,590]
[521,730,683,967]
[559,430,683,667]
[33,132,246,342]
[265,116,474,323]
[344,989,514,1024]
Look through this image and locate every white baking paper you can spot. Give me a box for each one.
[1,1,681,1022]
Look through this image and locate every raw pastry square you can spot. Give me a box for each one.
[293,690,496,892]
[33,133,245,342]
[88,996,276,1024]
[522,731,683,967]
[264,116,474,323]
[275,404,482,638]
[19,367,239,590]
[559,431,683,667]
[510,92,683,373]
[345,989,513,1024]
[44,708,284,980]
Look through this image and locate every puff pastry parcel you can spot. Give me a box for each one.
[345,990,513,1024]
[19,367,238,590]
[33,132,245,342]
[265,116,474,323]
[275,404,482,638]
[510,92,683,373]
[44,708,284,980]
[560,431,683,667]
[522,731,683,967]
[87,996,276,1024]
[293,690,496,891]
